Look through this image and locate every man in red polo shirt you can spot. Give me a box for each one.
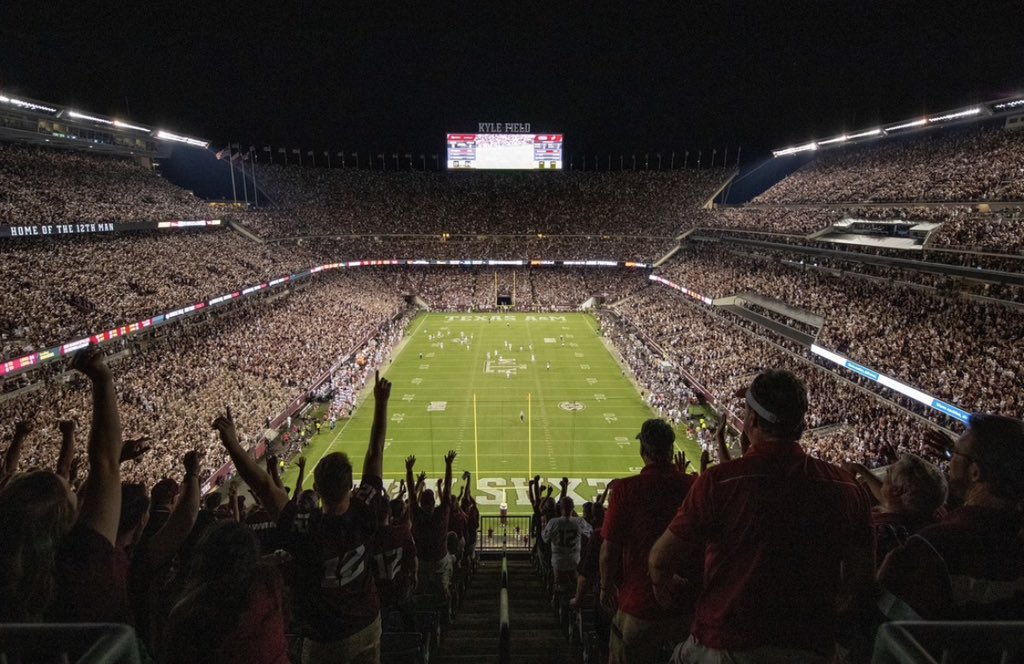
[649,369,874,664]
[600,418,695,664]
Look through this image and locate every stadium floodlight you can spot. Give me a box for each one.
[772,142,817,158]
[993,98,1024,110]
[927,108,981,123]
[113,120,150,132]
[156,130,209,148]
[847,128,881,140]
[68,110,114,125]
[0,95,58,113]
[884,118,927,132]
[816,135,847,146]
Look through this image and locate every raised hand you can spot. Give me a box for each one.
[183,450,202,476]
[212,407,239,446]
[416,470,427,486]
[444,449,458,465]
[700,449,711,474]
[405,454,417,471]
[297,456,307,470]
[58,420,76,437]
[14,420,34,437]
[673,450,690,473]
[374,370,392,403]
[923,428,955,460]
[120,436,152,463]
[72,343,113,382]
[462,469,471,481]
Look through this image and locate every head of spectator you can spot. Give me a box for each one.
[743,369,807,446]
[591,502,605,529]
[162,519,285,663]
[118,482,150,549]
[560,495,575,518]
[582,501,593,523]
[313,452,352,513]
[882,453,948,517]
[0,470,77,622]
[202,492,223,512]
[389,497,409,525]
[950,414,1024,506]
[637,418,675,464]
[295,489,317,513]
[420,488,437,513]
[151,478,179,510]
[446,530,460,557]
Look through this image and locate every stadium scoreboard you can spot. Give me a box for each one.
[447,133,563,170]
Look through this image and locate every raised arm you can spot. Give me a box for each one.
[1,420,33,481]
[143,450,202,570]
[714,414,732,464]
[74,344,125,545]
[294,456,307,496]
[55,420,76,480]
[443,450,457,502]
[405,455,417,510]
[266,454,283,489]
[362,371,392,481]
[212,407,288,520]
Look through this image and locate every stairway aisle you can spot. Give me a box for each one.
[434,560,501,664]
[504,557,579,664]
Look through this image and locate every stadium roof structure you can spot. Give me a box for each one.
[0,90,209,153]
[771,94,1024,158]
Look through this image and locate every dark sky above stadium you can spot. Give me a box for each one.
[2,1,1022,160]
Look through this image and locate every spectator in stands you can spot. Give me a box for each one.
[406,450,457,598]
[600,420,695,664]
[844,453,948,561]
[878,414,1024,620]
[542,477,594,594]
[373,495,418,632]
[649,369,875,663]
[214,371,392,664]
[161,520,288,664]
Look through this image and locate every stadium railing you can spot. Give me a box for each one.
[873,621,1024,664]
[0,623,141,664]
[499,554,510,664]
[479,515,532,552]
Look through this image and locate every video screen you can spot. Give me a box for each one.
[447,133,563,170]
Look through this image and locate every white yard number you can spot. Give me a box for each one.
[586,378,598,385]
[391,413,405,423]
[574,352,584,358]
[402,394,415,402]
[594,393,606,401]
[614,436,630,448]
[411,378,423,385]
[580,364,590,370]
[604,413,618,423]
[419,364,430,370]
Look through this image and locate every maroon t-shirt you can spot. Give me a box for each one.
[879,505,1024,619]
[667,443,873,653]
[49,524,132,624]
[602,463,695,620]
[412,501,451,562]
[372,522,418,604]
[277,476,383,642]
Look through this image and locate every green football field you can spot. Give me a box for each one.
[281,312,703,513]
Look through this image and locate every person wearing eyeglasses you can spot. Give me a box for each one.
[877,414,1024,621]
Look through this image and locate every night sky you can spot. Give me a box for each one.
[2,1,1022,159]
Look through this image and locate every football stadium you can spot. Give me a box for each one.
[1,4,1023,664]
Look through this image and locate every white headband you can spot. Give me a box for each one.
[745,390,779,423]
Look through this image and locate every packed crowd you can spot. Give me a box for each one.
[656,244,1024,419]
[0,144,210,226]
[0,271,405,489]
[0,231,316,362]
[242,166,732,237]
[755,124,1024,204]
[366,266,650,311]
[608,287,940,468]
